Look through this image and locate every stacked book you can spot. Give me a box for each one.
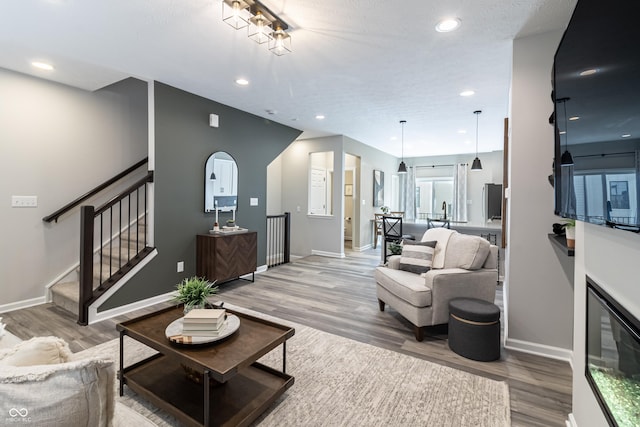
[182,309,226,337]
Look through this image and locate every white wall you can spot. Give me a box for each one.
[0,69,148,308]
[507,30,574,357]
[405,150,504,226]
[571,223,640,426]
[266,155,283,215]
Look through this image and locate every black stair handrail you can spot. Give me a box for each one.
[43,157,148,223]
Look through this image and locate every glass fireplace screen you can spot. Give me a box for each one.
[586,277,640,427]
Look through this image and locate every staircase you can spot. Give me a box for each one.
[43,158,155,325]
[50,221,152,318]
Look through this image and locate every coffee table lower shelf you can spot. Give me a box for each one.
[122,354,294,427]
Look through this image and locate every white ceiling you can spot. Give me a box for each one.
[0,0,577,158]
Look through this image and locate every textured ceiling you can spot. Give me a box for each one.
[0,0,577,158]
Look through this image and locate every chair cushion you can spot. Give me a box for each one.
[374,267,432,307]
[399,240,437,274]
[0,336,72,367]
[444,233,490,270]
[421,228,456,269]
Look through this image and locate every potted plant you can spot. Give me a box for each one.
[173,276,218,313]
[388,242,402,256]
[381,206,390,214]
[563,219,576,249]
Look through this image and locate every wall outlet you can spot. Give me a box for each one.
[296,206,301,213]
[11,196,37,207]
[177,261,184,273]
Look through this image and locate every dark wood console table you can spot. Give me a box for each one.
[196,231,257,284]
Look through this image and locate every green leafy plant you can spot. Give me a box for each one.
[562,218,576,229]
[173,277,218,311]
[380,206,390,214]
[388,242,403,255]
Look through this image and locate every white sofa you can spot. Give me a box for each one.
[0,336,115,426]
[375,228,498,341]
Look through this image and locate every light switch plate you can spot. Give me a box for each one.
[250,198,258,206]
[12,196,37,207]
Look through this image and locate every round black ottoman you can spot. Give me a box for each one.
[448,298,501,361]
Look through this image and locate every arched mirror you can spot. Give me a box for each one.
[205,151,238,212]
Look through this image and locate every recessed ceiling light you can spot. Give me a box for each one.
[235,78,249,85]
[460,90,475,97]
[579,69,598,76]
[315,115,325,120]
[390,136,397,141]
[622,134,631,138]
[31,61,54,71]
[458,130,467,134]
[569,116,580,121]
[435,18,461,33]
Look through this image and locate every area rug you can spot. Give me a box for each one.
[79,309,510,427]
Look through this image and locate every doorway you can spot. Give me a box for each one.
[343,154,360,253]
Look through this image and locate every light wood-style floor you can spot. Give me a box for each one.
[2,247,572,426]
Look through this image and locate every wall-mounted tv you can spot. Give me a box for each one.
[553,0,640,232]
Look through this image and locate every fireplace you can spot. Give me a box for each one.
[586,277,640,427]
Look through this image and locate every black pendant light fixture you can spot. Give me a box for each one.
[398,120,407,174]
[471,110,483,171]
[558,97,574,165]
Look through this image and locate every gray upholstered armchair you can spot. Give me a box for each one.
[375,228,498,341]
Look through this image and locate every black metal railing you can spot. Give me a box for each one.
[266,212,290,267]
[43,157,148,223]
[78,171,154,325]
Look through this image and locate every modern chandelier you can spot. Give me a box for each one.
[222,0,292,56]
[471,110,483,171]
[398,120,408,174]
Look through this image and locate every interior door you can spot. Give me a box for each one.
[309,168,327,214]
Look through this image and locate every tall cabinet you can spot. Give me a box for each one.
[196,232,257,284]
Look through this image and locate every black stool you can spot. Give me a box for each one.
[448,298,501,361]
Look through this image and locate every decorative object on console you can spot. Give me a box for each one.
[173,276,219,313]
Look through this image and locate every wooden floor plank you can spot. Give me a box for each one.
[1,248,571,426]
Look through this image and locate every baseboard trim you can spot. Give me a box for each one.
[351,244,372,252]
[566,413,577,427]
[504,337,573,363]
[91,289,174,324]
[311,250,345,258]
[0,297,46,314]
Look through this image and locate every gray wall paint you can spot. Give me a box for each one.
[100,82,301,309]
[273,135,398,256]
[507,30,574,351]
[0,69,147,307]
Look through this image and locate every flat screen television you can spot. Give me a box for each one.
[553,0,640,232]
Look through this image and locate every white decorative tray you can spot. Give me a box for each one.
[208,227,248,235]
[165,314,240,345]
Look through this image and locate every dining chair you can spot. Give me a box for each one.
[373,213,384,249]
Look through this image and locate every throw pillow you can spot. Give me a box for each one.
[399,240,437,274]
[0,336,72,367]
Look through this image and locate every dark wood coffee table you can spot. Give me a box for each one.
[116,305,295,427]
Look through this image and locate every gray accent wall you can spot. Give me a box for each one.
[100,82,301,309]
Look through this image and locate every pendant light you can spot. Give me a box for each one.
[398,120,407,174]
[471,110,483,171]
[558,97,574,165]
